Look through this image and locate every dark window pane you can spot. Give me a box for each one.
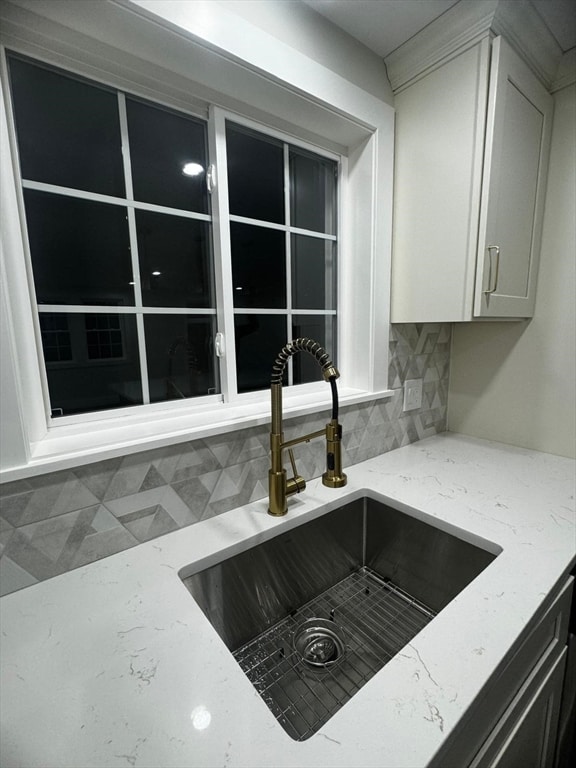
[226,123,284,224]
[24,190,134,306]
[290,148,336,234]
[42,313,142,416]
[231,223,285,308]
[235,314,286,393]
[127,99,209,213]
[136,211,213,308]
[292,235,336,310]
[144,315,218,402]
[8,56,125,197]
[292,315,337,384]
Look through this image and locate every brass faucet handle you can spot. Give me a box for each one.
[287,449,307,496]
[286,474,306,495]
[288,448,298,478]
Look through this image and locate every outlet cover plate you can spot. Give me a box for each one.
[403,378,423,411]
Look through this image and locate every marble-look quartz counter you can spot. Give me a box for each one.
[1,433,575,768]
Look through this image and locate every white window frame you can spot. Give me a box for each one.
[5,62,343,419]
[210,106,341,402]
[0,0,394,481]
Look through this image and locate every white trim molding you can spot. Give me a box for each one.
[385,0,564,94]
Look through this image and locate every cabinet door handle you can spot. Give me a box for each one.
[484,245,501,294]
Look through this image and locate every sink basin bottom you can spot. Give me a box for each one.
[233,565,435,740]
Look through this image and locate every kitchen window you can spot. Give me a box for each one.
[0,0,393,478]
[6,54,339,420]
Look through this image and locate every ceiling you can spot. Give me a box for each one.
[303,0,576,57]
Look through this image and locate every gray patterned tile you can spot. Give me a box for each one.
[69,526,139,570]
[286,412,329,438]
[105,486,200,528]
[289,441,325,482]
[207,428,268,467]
[205,456,270,518]
[0,516,15,557]
[1,472,101,527]
[169,441,222,483]
[142,443,189,484]
[107,504,178,543]
[388,323,451,390]
[368,399,392,427]
[248,478,268,504]
[1,505,138,583]
[340,404,373,433]
[139,465,167,492]
[197,469,223,496]
[0,478,33,498]
[0,493,32,528]
[170,476,213,521]
[209,465,248,504]
[72,457,123,500]
[0,556,38,597]
[101,454,157,501]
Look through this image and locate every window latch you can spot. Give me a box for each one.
[215,332,225,357]
[206,164,216,194]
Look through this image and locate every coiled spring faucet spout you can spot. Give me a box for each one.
[268,338,347,516]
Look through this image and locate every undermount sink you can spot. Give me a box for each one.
[180,496,500,741]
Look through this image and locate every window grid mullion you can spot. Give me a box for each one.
[37,305,217,315]
[284,142,293,387]
[134,314,150,405]
[209,107,239,403]
[21,180,212,223]
[227,212,337,241]
[118,91,150,405]
[229,308,335,315]
[329,162,338,345]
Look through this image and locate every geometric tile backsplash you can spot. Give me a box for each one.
[0,323,451,597]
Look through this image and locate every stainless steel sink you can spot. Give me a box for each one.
[180,496,500,740]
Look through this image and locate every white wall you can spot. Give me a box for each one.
[217,0,393,104]
[448,82,576,459]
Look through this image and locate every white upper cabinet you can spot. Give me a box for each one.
[390,36,553,323]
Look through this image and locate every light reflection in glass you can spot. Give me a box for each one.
[182,162,204,177]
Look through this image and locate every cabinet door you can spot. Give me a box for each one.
[390,39,491,323]
[470,646,567,768]
[474,37,553,318]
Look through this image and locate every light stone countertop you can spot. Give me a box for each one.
[1,433,575,768]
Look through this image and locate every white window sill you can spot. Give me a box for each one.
[1,388,393,483]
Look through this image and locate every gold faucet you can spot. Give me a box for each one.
[268,338,347,516]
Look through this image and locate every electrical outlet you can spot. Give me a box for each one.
[403,378,423,412]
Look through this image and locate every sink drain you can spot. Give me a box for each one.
[293,618,346,668]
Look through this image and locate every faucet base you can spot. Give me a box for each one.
[322,472,347,489]
[268,468,307,515]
